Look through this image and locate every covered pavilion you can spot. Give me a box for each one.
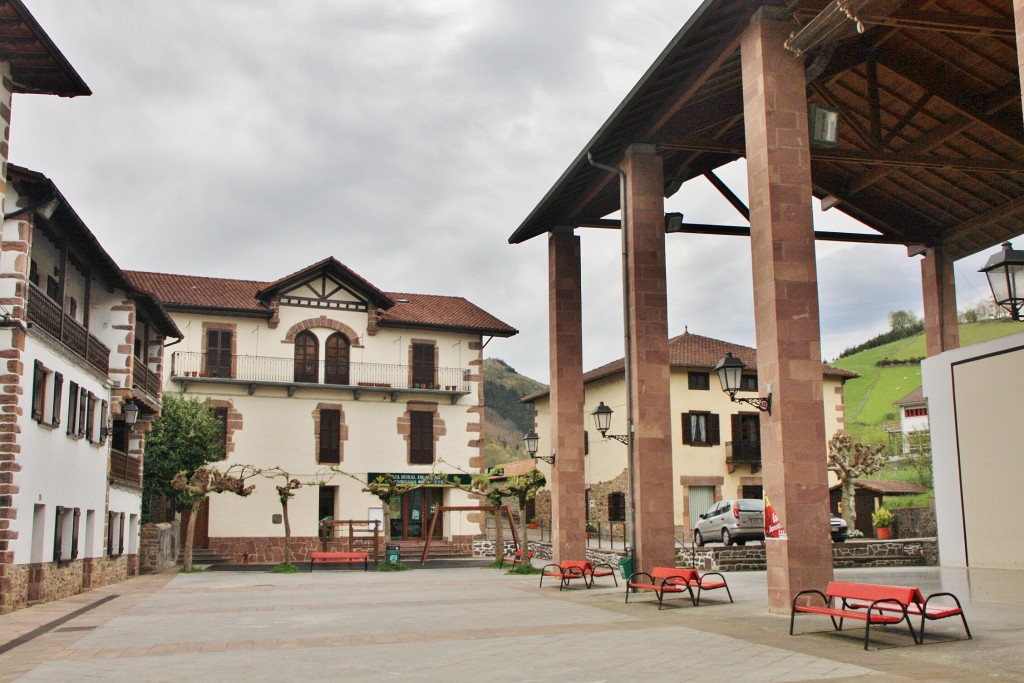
[509,0,1024,611]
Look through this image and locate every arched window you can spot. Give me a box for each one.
[294,331,319,383]
[325,333,350,385]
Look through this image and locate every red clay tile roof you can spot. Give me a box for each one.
[829,479,929,495]
[381,292,516,337]
[523,330,857,402]
[125,268,517,337]
[492,460,538,478]
[126,271,268,313]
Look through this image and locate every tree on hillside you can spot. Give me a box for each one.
[171,465,255,570]
[889,310,921,334]
[143,395,225,522]
[828,431,888,531]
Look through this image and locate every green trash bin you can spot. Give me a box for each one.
[386,544,401,565]
[618,555,633,580]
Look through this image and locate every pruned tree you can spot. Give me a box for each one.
[472,468,508,561]
[171,465,255,570]
[828,431,888,530]
[487,468,545,569]
[256,467,335,566]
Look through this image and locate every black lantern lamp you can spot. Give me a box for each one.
[591,401,629,445]
[122,401,140,430]
[714,352,772,414]
[980,241,1024,321]
[524,430,554,465]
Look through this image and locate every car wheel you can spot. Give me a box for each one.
[722,528,732,546]
[694,530,704,547]
[833,537,846,543]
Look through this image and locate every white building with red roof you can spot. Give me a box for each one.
[128,258,516,563]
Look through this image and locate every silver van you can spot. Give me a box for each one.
[694,498,764,546]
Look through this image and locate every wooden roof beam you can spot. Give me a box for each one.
[857,10,1014,37]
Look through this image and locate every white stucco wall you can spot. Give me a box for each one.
[922,331,1024,569]
[9,334,116,564]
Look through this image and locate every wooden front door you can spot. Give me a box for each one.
[389,489,444,539]
[181,499,210,549]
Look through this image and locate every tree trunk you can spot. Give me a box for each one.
[183,500,200,571]
[841,479,857,531]
[281,498,292,565]
[493,505,504,563]
[381,498,392,544]
[518,498,529,562]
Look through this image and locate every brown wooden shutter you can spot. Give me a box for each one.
[85,392,95,442]
[51,372,63,427]
[213,407,229,459]
[319,409,341,464]
[71,508,81,559]
[731,413,741,445]
[53,506,65,562]
[682,413,692,445]
[107,512,115,556]
[99,400,108,442]
[67,382,79,434]
[409,411,434,464]
[709,414,720,445]
[31,360,45,421]
[205,329,233,378]
[118,515,125,555]
[78,392,88,437]
[412,344,435,387]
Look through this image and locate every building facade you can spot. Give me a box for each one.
[0,167,180,612]
[525,331,855,539]
[130,259,516,562]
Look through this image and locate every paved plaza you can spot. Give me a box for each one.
[1,563,1021,682]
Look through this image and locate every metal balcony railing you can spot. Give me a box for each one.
[109,449,142,487]
[26,284,110,374]
[170,351,471,392]
[726,439,762,464]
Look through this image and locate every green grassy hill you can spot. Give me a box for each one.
[482,359,546,468]
[833,319,1024,443]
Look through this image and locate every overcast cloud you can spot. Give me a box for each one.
[10,1,1013,382]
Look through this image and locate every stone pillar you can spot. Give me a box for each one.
[620,144,676,573]
[920,247,959,357]
[741,14,832,612]
[548,227,586,563]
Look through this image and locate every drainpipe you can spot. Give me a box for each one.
[586,152,637,570]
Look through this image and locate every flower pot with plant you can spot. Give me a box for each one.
[872,507,893,539]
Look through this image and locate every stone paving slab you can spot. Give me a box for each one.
[1,565,1021,682]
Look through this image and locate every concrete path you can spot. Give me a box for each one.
[1,564,1021,682]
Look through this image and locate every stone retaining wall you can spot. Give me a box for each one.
[139,521,179,574]
[474,538,938,572]
[0,554,134,614]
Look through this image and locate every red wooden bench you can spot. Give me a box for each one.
[625,567,732,609]
[790,581,919,650]
[309,551,369,572]
[539,560,618,590]
[499,549,533,569]
[844,586,972,643]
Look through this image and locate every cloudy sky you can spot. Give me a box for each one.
[10,1,1013,383]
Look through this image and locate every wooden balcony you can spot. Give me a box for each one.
[726,439,762,472]
[170,351,471,400]
[109,449,142,488]
[133,361,162,399]
[26,284,110,374]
